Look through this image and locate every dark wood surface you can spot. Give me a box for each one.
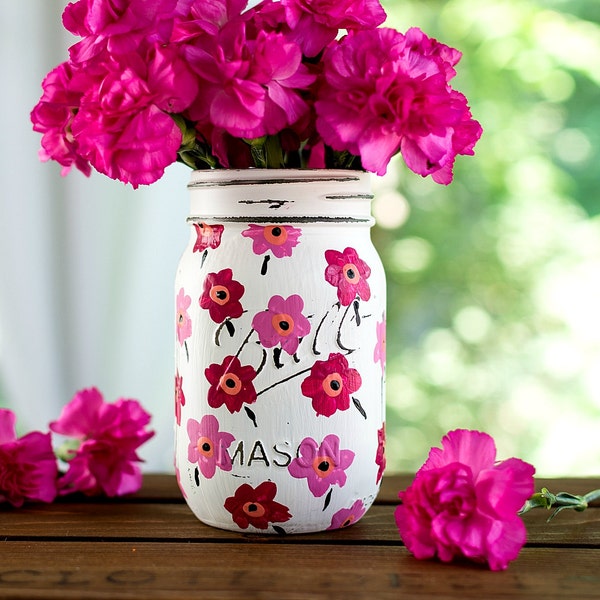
[0,474,598,599]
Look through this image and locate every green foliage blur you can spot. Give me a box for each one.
[377,0,600,476]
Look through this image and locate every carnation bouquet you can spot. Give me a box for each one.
[31,0,482,188]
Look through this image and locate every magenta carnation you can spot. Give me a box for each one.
[394,429,535,571]
[49,387,155,497]
[315,27,482,181]
[0,409,57,507]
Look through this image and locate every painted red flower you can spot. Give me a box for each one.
[199,268,245,323]
[324,247,371,306]
[327,499,366,530]
[193,222,224,253]
[205,356,258,413]
[242,224,302,258]
[301,353,361,417]
[224,481,292,530]
[174,371,185,426]
[375,424,386,484]
[288,434,355,497]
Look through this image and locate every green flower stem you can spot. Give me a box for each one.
[55,438,82,463]
[519,487,600,521]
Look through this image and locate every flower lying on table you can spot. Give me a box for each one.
[395,429,600,571]
[0,387,154,506]
[31,0,482,188]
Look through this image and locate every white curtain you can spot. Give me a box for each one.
[0,1,190,471]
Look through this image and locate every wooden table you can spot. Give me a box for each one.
[1,474,598,599]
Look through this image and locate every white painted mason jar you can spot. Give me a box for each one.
[174,169,386,534]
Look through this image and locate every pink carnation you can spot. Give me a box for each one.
[0,409,57,507]
[70,55,186,187]
[394,429,535,571]
[49,387,155,497]
[30,62,91,177]
[315,27,482,181]
[184,21,315,139]
[282,0,386,56]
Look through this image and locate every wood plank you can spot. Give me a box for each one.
[2,501,598,547]
[0,542,598,599]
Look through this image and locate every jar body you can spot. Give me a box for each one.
[174,170,386,534]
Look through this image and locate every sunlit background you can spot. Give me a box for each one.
[1,0,599,476]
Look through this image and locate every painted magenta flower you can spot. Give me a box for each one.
[374,318,386,374]
[301,353,362,417]
[187,415,234,479]
[394,429,536,571]
[324,247,371,306]
[0,409,57,507]
[174,371,186,426]
[199,268,245,323]
[288,434,355,497]
[49,387,155,497]
[315,27,482,181]
[375,424,386,484]
[224,481,292,530]
[241,224,302,258]
[193,222,224,253]
[252,294,311,355]
[205,356,258,413]
[327,499,366,530]
[176,287,192,345]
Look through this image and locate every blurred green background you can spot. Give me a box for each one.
[377,0,600,476]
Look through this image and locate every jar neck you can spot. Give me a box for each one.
[187,169,374,224]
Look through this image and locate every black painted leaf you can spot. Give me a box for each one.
[353,396,367,420]
[194,467,200,487]
[323,488,333,511]
[273,526,287,535]
[225,319,235,337]
[244,406,258,427]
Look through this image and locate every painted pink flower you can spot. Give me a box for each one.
[224,481,292,530]
[205,356,258,413]
[242,224,302,258]
[375,424,386,484]
[374,318,386,374]
[199,268,245,323]
[193,222,224,252]
[187,415,234,478]
[282,0,387,56]
[0,409,57,507]
[49,387,155,497]
[301,353,361,417]
[394,429,536,571]
[327,499,366,530]
[176,287,192,345]
[252,294,311,355]
[175,371,186,426]
[315,27,482,181]
[324,247,371,306]
[288,434,355,497]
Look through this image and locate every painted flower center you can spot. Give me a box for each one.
[272,313,295,336]
[178,312,185,324]
[342,263,360,284]
[219,373,242,396]
[341,515,356,528]
[264,226,288,245]
[209,285,230,306]
[242,501,266,518]
[197,436,214,458]
[322,373,343,397]
[313,456,335,478]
